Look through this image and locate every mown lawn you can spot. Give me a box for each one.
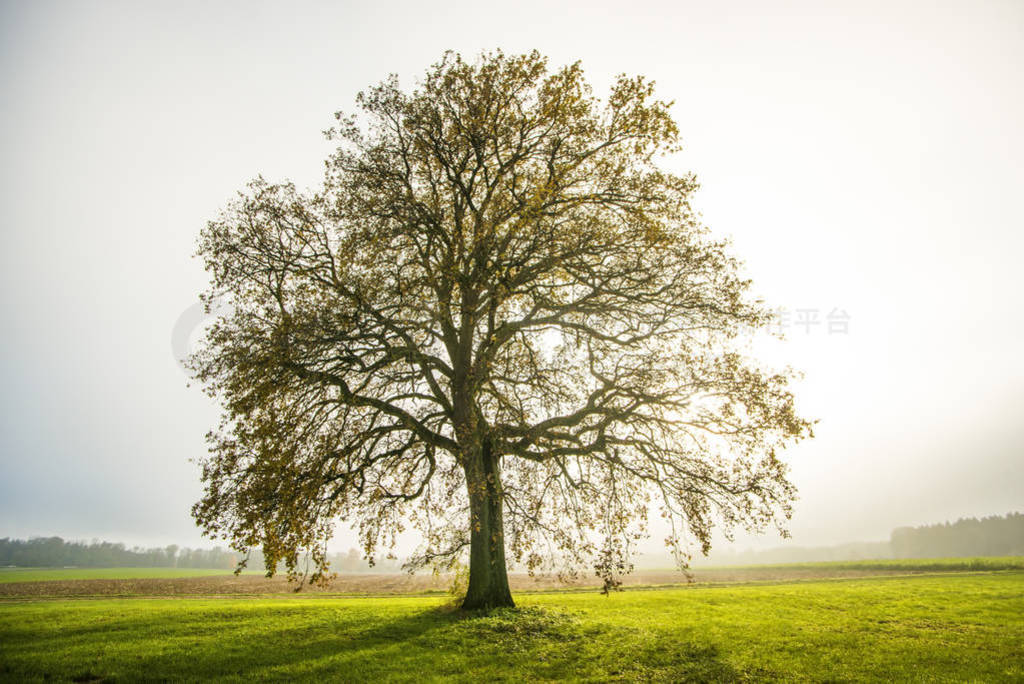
[1,572,1022,682]
[687,556,1024,573]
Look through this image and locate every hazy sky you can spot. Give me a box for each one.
[1,0,1021,554]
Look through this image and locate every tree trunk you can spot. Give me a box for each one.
[461,445,515,610]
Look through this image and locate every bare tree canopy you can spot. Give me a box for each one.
[189,50,813,610]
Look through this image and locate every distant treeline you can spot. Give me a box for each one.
[890,512,1024,558]
[4,513,1021,570]
[0,537,400,572]
[0,538,238,569]
[701,512,1024,567]
[698,541,892,567]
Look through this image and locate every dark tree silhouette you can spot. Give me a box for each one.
[189,51,812,609]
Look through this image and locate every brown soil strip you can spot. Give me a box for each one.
[0,567,942,599]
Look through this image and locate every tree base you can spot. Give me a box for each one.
[461,592,516,611]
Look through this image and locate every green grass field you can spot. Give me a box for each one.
[687,556,1024,573]
[0,567,249,583]
[1,570,1022,682]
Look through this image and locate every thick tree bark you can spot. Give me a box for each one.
[461,444,515,610]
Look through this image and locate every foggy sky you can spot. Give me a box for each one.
[1,0,1021,554]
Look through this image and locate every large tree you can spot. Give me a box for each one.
[189,51,812,610]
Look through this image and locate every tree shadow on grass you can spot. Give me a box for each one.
[4,603,460,682]
[3,603,769,682]
[621,638,766,682]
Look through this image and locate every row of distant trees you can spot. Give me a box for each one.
[0,536,402,572]
[702,541,892,567]
[890,512,1024,558]
[3,513,1020,569]
[0,538,237,569]
[236,547,402,573]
